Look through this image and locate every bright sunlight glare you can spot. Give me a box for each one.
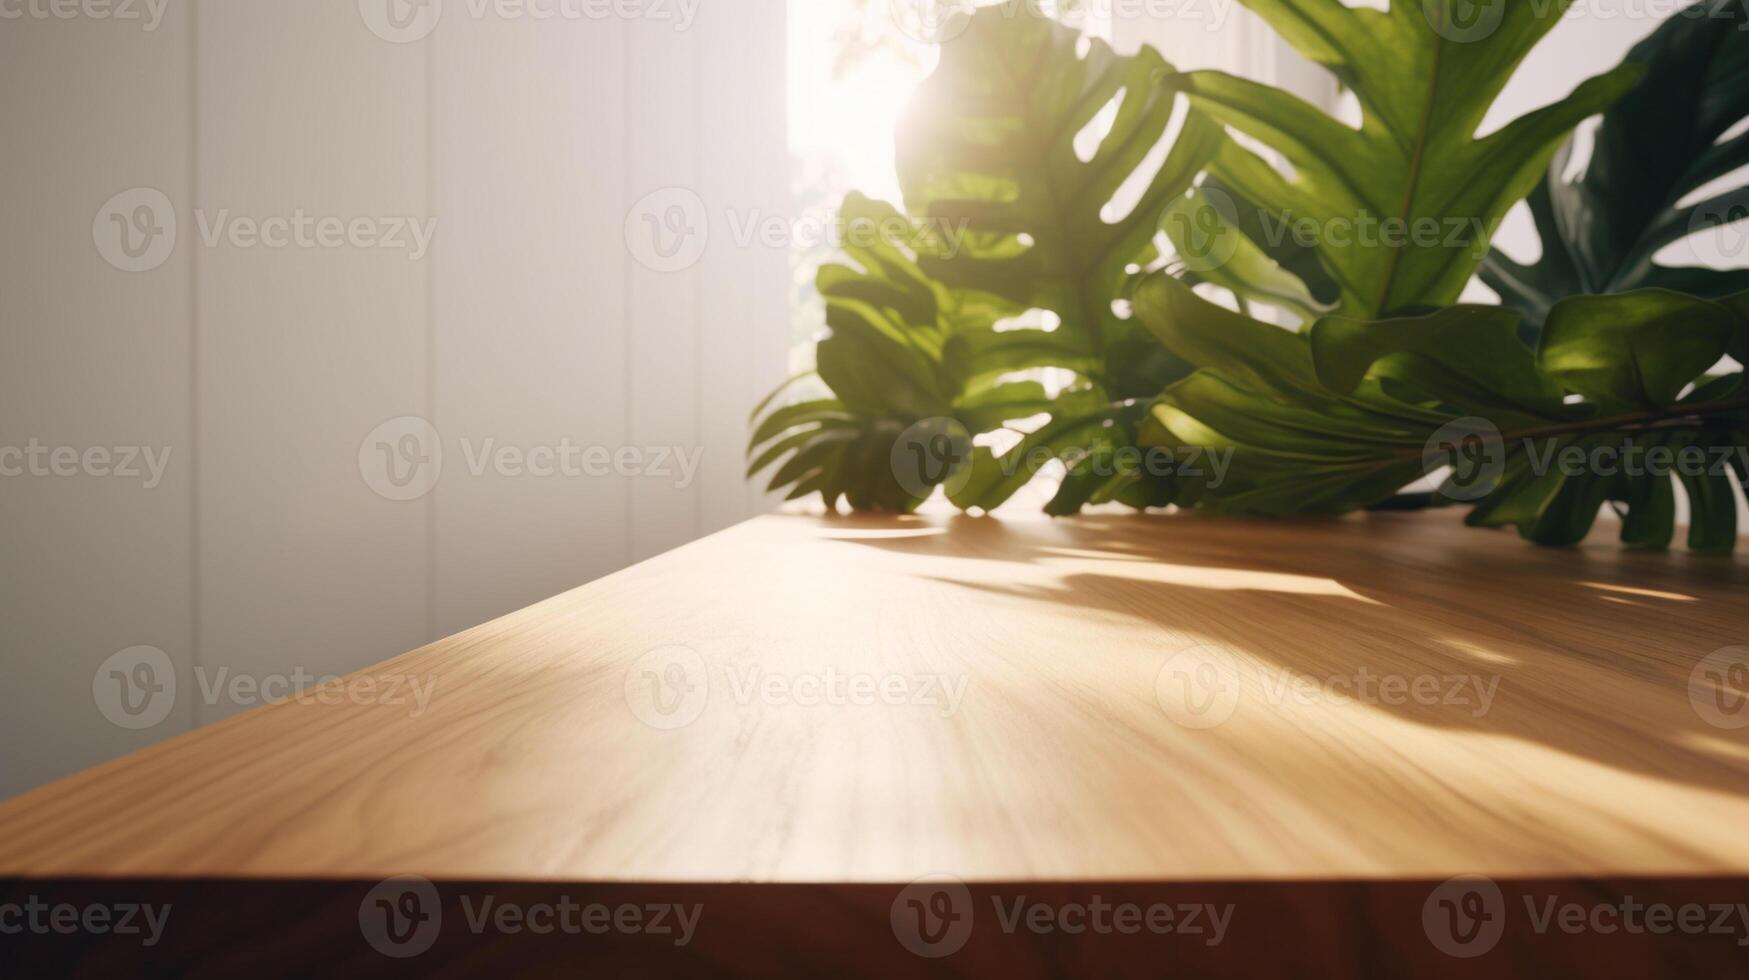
[787,1,937,206]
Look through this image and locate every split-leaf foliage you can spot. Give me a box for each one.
[751,0,1749,551]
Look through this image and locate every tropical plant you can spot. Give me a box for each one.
[751,5,1219,514]
[1482,0,1749,332]
[1167,0,1638,319]
[752,0,1749,551]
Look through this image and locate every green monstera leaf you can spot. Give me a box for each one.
[1137,272,1749,550]
[749,194,1046,512]
[1482,0,1749,330]
[1310,305,1566,423]
[898,0,1220,398]
[1165,0,1640,320]
[1469,289,1749,551]
[1310,288,1749,549]
[880,1,1222,512]
[1163,186,1333,324]
[750,1,1746,552]
[1536,290,1739,410]
[1189,175,1342,313]
[752,4,1222,515]
[1135,274,1463,515]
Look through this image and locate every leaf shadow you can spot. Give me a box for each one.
[817,509,1749,801]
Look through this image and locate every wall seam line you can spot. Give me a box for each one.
[188,0,203,731]
[693,18,704,538]
[426,27,439,643]
[622,22,635,566]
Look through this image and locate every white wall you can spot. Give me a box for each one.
[0,0,788,799]
[1112,3,1335,108]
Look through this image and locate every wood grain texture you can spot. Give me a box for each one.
[2,508,1747,882]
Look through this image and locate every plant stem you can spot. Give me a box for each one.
[1488,392,1749,445]
[1372,391,1749,461]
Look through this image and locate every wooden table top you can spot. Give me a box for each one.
[3,508,1747,883]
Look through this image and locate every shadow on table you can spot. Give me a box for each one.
[812,508,1749,800]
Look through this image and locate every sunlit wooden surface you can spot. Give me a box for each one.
[2,508,1747,881]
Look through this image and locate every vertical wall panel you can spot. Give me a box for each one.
[432,8,631,636]
[0,0,789,799]
[624,14,704,563]
[195,0,432,722]
[0,5,195,795]
[698,0,792,531]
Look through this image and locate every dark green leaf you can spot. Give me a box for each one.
[751,400,855,451]
[1309,305,1563,423]
[948,411,1119,513]
[1538,289,1736,409]
[1680,466,1740,553]
[1481,0,1749,330]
